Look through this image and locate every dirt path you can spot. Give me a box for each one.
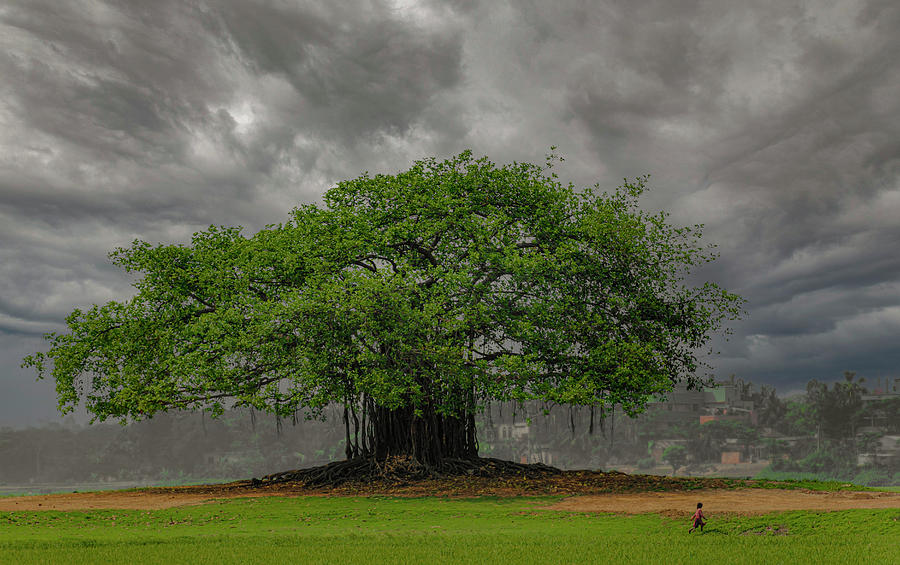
[547,488,900,516]
[0,489,279,512]
[2,486,899,514]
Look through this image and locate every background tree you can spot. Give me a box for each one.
[807,372,867,447]
[860,396,900,434]
[734,422,760,462]
[750,384,785,429]
[24,150,743,473]
[761,437,788,462]
[671,420,720,466]
[777,399,817,438]
[662,444,688,476]
[684,420,758,463]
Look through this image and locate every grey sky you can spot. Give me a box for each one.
[2,0,898,426]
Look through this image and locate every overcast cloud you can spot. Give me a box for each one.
[2,0,898,426]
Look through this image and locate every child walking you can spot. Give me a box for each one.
[688,502,706,533]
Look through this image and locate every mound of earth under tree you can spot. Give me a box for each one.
[3,459,900,514]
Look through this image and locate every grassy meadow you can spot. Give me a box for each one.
[1,495,898,564]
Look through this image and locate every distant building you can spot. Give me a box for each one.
[497,422,530,441]
[856,434,900,466]
[642,381,757,427]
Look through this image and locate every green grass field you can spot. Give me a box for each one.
[1,496,898,564]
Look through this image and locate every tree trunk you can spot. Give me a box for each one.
[341,396,478,468]
[369,404,477,467]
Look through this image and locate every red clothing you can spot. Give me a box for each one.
[692,508,705,525]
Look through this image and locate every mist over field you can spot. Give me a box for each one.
[3,375,899,491]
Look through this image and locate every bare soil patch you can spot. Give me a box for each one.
[1,471,898,514]
[545,488,900,516]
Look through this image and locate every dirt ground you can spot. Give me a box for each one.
[0,489,241,512]
[2,473,899,515]
[545,488,900,516]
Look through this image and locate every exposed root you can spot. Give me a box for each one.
[246,456,561,488]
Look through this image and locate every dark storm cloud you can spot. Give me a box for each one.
[207,2,461,140]
[2,0,898,425]
[1,0,462,207]
[0,0,464,318]
[515,0,900,388]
